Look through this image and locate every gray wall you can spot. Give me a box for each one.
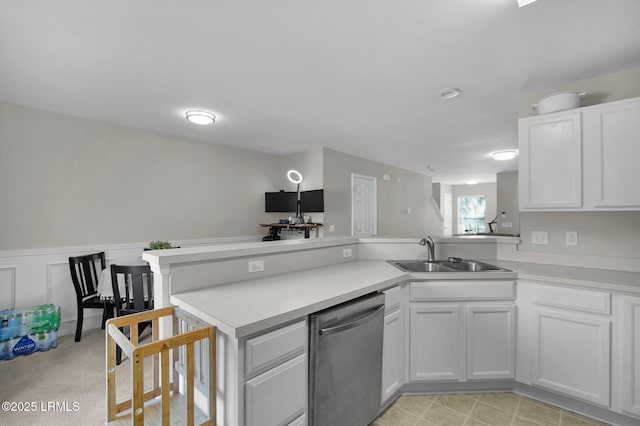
[519,66,640,118]
[0,102,440,250]
[496,171,519,235]
[518,211,640,257]
[0,101,281,250]
[322,148,440,237]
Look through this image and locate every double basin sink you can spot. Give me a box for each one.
[389,259,511,273]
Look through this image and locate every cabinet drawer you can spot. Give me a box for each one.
[410,281,515,301]
[245,319,307,378]
[533,285,611,315]
[245,354,307,426]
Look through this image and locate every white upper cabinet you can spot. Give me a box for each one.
[519,96,640,211]
[583,97,640,209]
[519,112,582,209]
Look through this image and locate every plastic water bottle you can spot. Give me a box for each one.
[21,311,33,336]
[46,305,60,331]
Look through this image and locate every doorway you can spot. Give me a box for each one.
[351,174,377,237]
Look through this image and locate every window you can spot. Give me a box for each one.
[457,195,486,234]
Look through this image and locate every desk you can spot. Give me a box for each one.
[259,223,323,239]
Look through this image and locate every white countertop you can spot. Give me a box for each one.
[170,260,407,338]
[491,260,640,294]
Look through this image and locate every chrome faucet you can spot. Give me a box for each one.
[418,236,435,261]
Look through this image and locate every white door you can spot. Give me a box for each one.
[518,112,582,209]
[409,305,464,381]
[622,296,640,416]
[381,309,403,404]
[443,192,453,236]
[351,174,377,236]
[531,309,611,406]
[466,305,516,380]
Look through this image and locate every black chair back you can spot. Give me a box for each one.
[110,264,154,317]
[69,252,110,342]
[69,252,105,301]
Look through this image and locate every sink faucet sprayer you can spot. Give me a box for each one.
[418,236,435,261]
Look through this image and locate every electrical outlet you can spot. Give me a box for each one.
[566,231,578,246]
[248,260,264,273]
[502,222,513,228]
[343,248,353,258]
[531,231,548,245]
[329,225,335,233]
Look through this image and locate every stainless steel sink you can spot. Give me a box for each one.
[439,260,503,272]
[389,260,510,273]
[391,261,453,272]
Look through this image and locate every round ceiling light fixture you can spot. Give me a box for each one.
[465,180,479,185]
[440,88,462,99]
[492,150,518,161]
[185,110,216,125]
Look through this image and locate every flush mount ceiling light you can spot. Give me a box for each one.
[440,88,462,99]
[465,180,479,185]
[492,150,519,161]
[517,0,537,7]
[185,110,215,125]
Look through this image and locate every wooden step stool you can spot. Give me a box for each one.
[106,306,216,425]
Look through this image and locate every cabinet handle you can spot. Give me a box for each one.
[319,305,384,336]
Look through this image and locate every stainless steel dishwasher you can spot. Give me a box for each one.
[308,292,385,426]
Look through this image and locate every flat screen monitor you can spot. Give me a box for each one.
[300,189,324,212]
[265,191,296,212]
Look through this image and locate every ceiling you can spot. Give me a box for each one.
[2,0,640,184]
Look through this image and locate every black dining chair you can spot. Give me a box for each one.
[110,264,154,364]
[69,252,114,342]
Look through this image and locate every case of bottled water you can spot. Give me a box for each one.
[0,304,60,360]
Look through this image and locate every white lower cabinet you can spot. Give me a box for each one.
[531,308,611,406]
[410,305,464,381]
[409,280,516,383]
[517,281,613,408]
[466,305,516,380]
[245,354,307,426]
[621,295,640,417]
[381,308,404,403]
[244,319,308,426]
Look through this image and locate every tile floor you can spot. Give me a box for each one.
[372,392,610,426]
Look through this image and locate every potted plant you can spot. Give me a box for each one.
[145,241,177,250]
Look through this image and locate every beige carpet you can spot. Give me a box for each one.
[0,328,152,426]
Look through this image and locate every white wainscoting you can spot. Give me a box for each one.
[0,236,260,336]
[0,266,17,310]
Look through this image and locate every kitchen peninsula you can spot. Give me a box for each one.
[142,236,640,426]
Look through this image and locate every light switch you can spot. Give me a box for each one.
[566,231,578,246]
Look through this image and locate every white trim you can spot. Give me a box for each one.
[351,173,378,237]
[0,266,17,310]
[0,235,262,259]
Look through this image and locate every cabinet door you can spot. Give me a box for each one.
[622,296,640,417]
[531,309,610,406]
[381,309,403,404]
[466,305,516,380]
[245,354,307,426]
[518,112,582,209]
[409,305,463,381]
[584,98,640,209]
